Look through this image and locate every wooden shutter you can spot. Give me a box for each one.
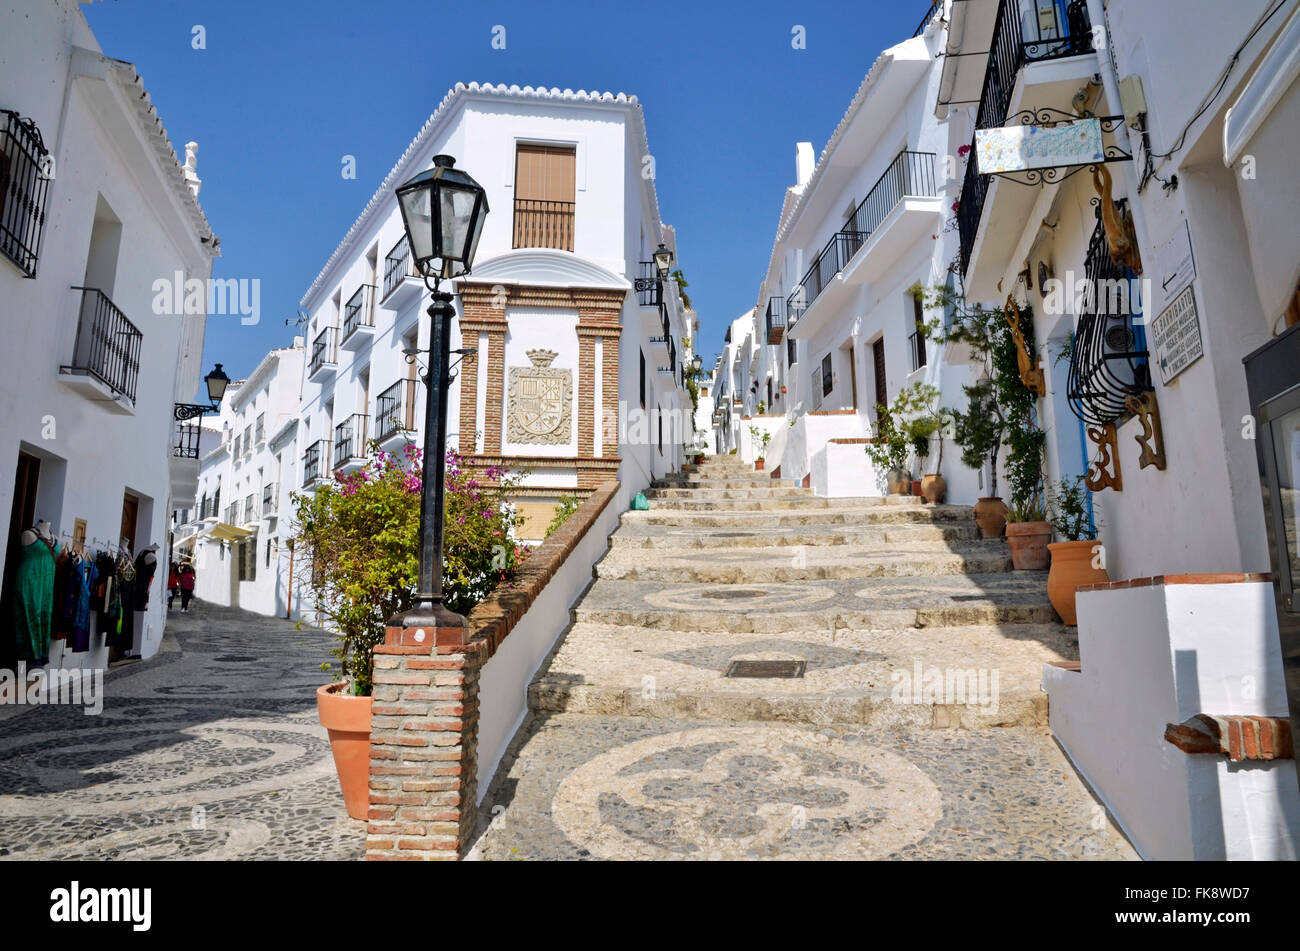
[514,145,575,250]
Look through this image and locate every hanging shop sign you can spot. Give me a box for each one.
[976,117,1104,175]
[1149,285,1204,385]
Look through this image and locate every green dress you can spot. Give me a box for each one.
[12,539,57,664]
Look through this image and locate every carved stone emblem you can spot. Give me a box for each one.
[507,349,572,445]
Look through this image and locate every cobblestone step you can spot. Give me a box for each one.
[571,574,1056,633]
[595,545,1014,582]
[608,522,984,549]
[645,486,809,500]
[625,505,974,528]
[652,477,785,489]
[529,621,1074,730]
[649,495,927,511]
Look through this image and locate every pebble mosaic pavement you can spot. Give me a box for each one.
[0,602,365,860]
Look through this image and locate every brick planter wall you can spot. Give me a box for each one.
[364,479,621,860]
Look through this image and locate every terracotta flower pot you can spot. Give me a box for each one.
[316,681,372,820]
[1047,540,1110,625]
[910,479,922,497]
[886,467,912,495]
[920,473,947,504]
[755,459,765,471]
[973,497,1008,538]
[1005,520,1052,570]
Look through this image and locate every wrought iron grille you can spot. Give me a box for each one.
[382,235,417,299]
[1067,199,1151,425]
[333,414,368,468]
[302,439,328,485]
[172,402,210,458]
[512,198,574,251]
[957,0,1094,274]
[375,378,417,441]
[262,482,277,510]
[0,111,51,278]
[64,287,144,402]
[342,284,376,342]
[913,0,943,37]
[766,296,786,345]
[787,150,937,326]
[635,261,663,307]
[310,326,338,375]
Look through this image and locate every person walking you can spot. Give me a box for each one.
[167,561,180,611]
[178,561,196,613]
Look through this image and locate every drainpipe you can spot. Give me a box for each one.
[1085,0,1156,256]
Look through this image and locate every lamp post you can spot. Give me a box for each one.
[172,363,232,458]
[393,154,489,625]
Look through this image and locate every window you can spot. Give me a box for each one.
[811,367,823,410]
[0,111,52,278]
[910,289,927,371]
[513,144,576,251]
[255,413,265,444]
[787,336,797,367]
[266,537,273,568]
[640,349,646,409]
[821,353,834,398]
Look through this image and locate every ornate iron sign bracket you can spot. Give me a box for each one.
[984,109,1133,188]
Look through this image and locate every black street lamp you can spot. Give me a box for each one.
[653,242,674,278]
[204,363,230,405]
[394,154,489,626]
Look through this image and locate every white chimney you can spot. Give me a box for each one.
[795,142,815,187]
[183,141,202,198]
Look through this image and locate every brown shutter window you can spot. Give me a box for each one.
[513,144,575,251]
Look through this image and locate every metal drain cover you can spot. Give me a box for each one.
[725,660,806,679]
[702,589,766,600]
[214,655,257,663]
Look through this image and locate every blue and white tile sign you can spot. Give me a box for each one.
[976,118,1105,175]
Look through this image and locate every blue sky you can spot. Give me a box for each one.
[84,0,927,382]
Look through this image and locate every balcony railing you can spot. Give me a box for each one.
[382,235,418,300]
[512,198,574,252]
[913,0,943,37]
[302,439,328,486]
[342,284,376,343]
[63,287,144,402]
[787,151,937,327]
[224,503,239,525]
[0,111,51,278]
[333,414,369,468]
[242,495,257,524]
[765,296,786,345]
[909,328,927,372]
[262,482,277,511]
[375,379,417,441]
[635,261,663,307]
[957,0,1094,274]
[310,326,338,376]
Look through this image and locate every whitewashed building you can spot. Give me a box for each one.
[722,12,984,502]
[283,82,692,621]
[0,0,217,668]
[945,0,1300,857]
[710,309,758,457]
[179,340,305,616]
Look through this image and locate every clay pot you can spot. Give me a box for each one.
[755,459,765,471]
[973,497,1008,538]
[1005,521,1052,570]
[1047,540,1110,625]
[910,479,922,497]
[316,682,372,820]
[920,473,947,504]
[886,467,912,495]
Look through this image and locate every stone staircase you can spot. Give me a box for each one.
[529,455,1076,731]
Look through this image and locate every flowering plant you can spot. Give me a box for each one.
[293,442,525,695]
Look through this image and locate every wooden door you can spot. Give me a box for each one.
[120,492,139,551]
[872,338,887,408]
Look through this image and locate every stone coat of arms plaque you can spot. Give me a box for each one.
[507,348,573,445]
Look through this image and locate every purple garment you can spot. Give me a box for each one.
[70,561,98,653]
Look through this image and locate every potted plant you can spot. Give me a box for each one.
[918,286,1045,537]
[294,444,524,819]
[749,425,771,471]
[1045,476,1109,624]
[865,404,911,493]
[1004,494,1051,570]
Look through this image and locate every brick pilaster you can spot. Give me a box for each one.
[601,335,620,457]
[577,334,595,457]
[457,339,479,455]
[484,331,505,454]
[366,612,486,860]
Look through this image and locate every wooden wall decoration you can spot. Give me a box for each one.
[1005,295,1047,397]
[1085,423,1123,492]
[1125,390,1167,471]
[1092,165,1143,275]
